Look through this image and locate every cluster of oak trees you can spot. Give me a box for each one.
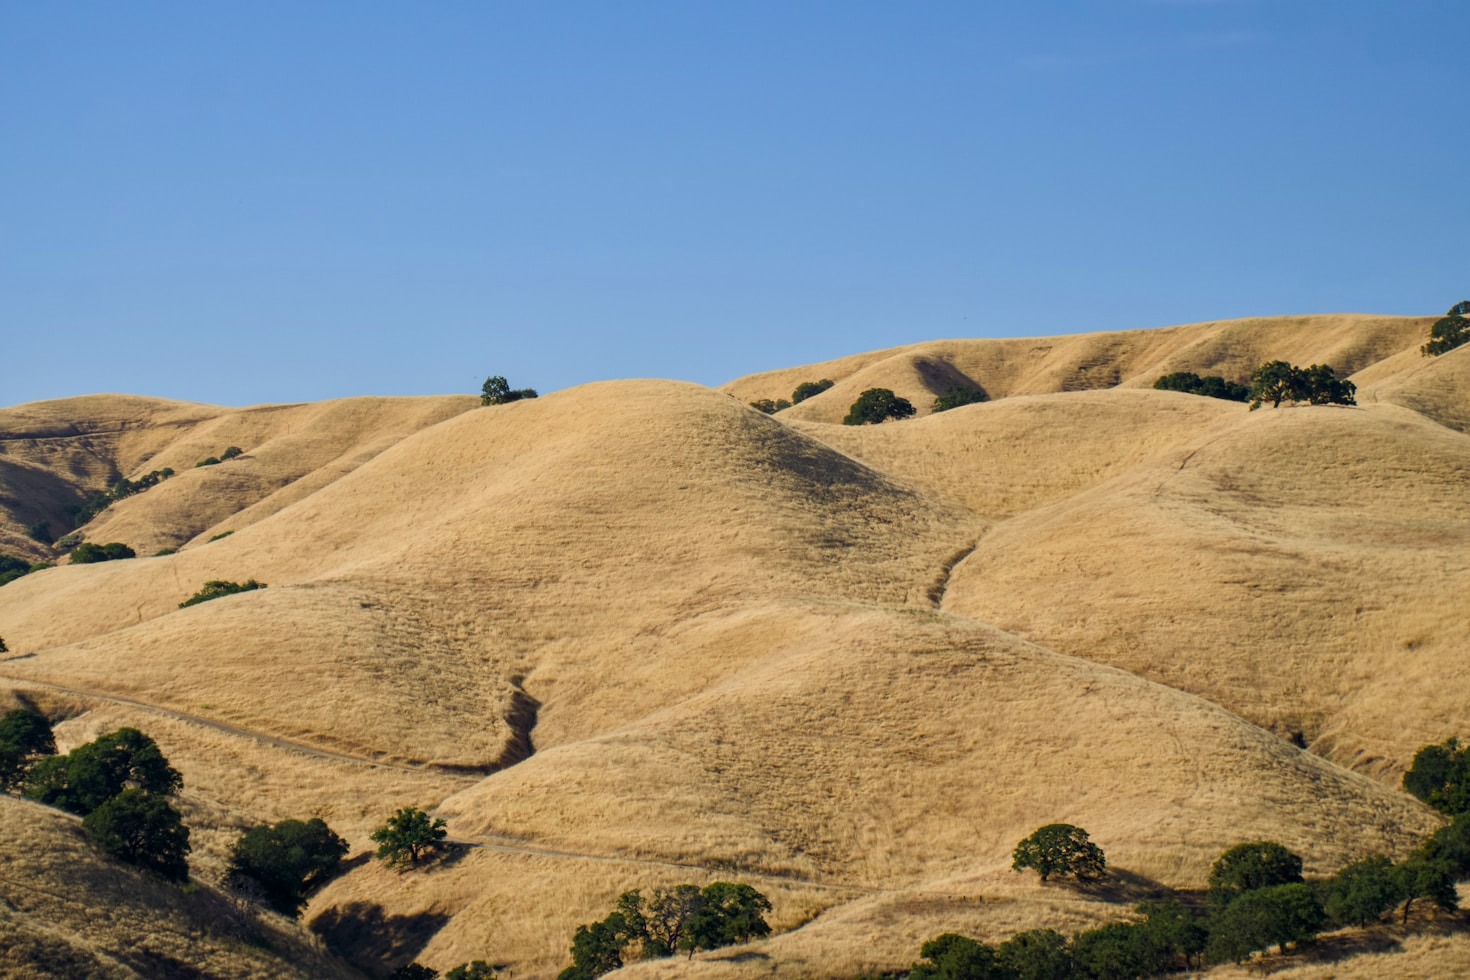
[893,745,1470,980]
[558,882,774,979]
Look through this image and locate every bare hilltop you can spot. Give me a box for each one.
[1,312,1468,978]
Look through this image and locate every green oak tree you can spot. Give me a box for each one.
[1012,823,1106,883]
[371,806,447,869]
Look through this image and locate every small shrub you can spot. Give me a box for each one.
[1403,737,1470,815]
[226,817,349,917]
[1323,855,1403,927]
[0,554,34,587]
[932,385,988,413]
[1153,371,1250,402]
[208,531,234,542]
[481,376,538,405]
[1208,841,1303,908]
[371,806,447,869]
[55,531,85,550]
[446,962,498,979]
[24,521,52,544]
[153,548,177,557]
[1423,315,1470,356]
[843,388,916,426]
[0,708,56,790]
[220,446,243,460]
[1012,824,1106,882]
[749,398,792,415]
[179,579,265,608]
[195,457,221,468]
[1247,361,1355,410]
[69,542,136,564]
[908,933,1001,980]
[83,788,191,882]
[790,379,834,404]
[25,727,182,816]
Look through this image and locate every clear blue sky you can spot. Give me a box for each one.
[3,2,1466,407]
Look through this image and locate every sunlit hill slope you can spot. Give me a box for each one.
[0,312,1466,978]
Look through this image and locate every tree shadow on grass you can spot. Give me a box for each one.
[311,901,450,976]
[1077,866,1178,905]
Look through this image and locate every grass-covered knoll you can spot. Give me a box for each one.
[0,795,357,979]
[0,312,1466,976]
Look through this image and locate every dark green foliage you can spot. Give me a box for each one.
[1450,301,1470,316]
[153,548,178,556]
[1248,360,1303,410]
[23,727,182,816]
[1152,371,1250,402]
[749,398,793,414]
[641,884,702,956]
[1136,898,1208,971]
[559,915,627,979]
[226,817,349,916]
[179,579,265,608]
[0,709,56,790]
[1248,361,1355,410]
[1323,855,1403,927]
[0,553,33,586]
[69,542,136,564]
[1423,314,1470,356]
[445,962,497,980]
[932,386,988,413]
[0,635,5,654]
[481,376,539,405]
[69,468,175,526]
[1393,858,1459,924]
[25,521,53,544]
[1207,841,1303,908]
[1071,921,1169,980]
[196,456,221,467]
[684,882,772,951]
[560,882,773,976]
[371,806,447,868]
[996,928,1072,979]
[390,965,438,980]
[1011,824,1106,882]
[1206,882,1324,963]
[1301,363,1356,405]
[0,709,55,757]
[208,531,234,542]
[791,379,835,404]
[82,788,190,882]
[843,388,917,426]
[1415,811,1470,878]
[908,933,1005,979]
[220,446,244,460]
[1403,737,1470,815]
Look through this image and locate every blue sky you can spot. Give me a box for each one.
[3,2,1466,407]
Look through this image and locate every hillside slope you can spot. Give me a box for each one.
[0,312,1465,978]
[0,794,358,979]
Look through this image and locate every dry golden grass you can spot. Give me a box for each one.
[0,313,1464,977]
[723,314,1430,423]
[940,401,1470,777]
[0,795,356,979]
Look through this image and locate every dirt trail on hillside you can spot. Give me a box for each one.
[0,674,486,779]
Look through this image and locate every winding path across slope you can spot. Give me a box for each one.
[0,674,486,779]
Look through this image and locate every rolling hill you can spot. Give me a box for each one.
[0,312,1466,978]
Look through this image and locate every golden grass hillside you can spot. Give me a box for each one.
[0,794,357,979]
[0,394,475,561]
[723,314,1430,422]
[939,400,1470,778]
[0,313,1466,978]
